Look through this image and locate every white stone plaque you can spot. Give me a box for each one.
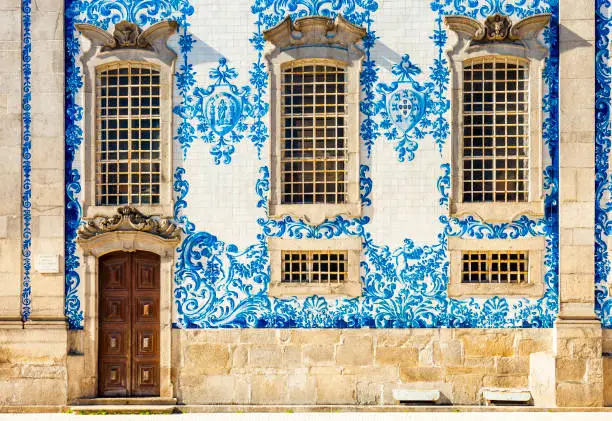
[36,254,60,274]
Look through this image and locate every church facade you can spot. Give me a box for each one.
[0,0,611,409]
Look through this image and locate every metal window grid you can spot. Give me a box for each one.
[461,251,529,284]
[280,59,348,205]
[96,62,162,206]
[462,56,529,202]
[281,250,348,284]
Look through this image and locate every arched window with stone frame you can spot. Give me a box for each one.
[263,15,366,225]
[444,13,552,298]
[76,20,178,219]
[445,13,551,222]
[263,16,366,298]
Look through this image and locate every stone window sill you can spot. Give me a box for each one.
[269,203,361,225]
[84,204,174,219]
[447,236,545,299]
[267,282,362,298]
[447,282,544,298]
[450,201,544,222]
[267,237,362,298]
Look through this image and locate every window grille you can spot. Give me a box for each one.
[280,59,348,205]
[461,251,529,284]
[281,250,348,284]
[462,56,529,202]
[96,62,161,206]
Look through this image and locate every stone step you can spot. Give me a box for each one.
[74,397,177,406]
[392,389,442,404]
[482,390,532,406]
[70,404,177,415]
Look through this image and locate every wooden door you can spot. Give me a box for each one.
[98,251,160,397]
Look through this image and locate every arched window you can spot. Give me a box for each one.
[96,62,162,206]
[76,20,177,217]
[462,55,529,203]
[280,59,348,206]
[264,16,366,298]
[264,15,365,225]
[445,13,551,298]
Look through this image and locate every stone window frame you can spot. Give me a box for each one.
[95,61,163,207]
[268,237,362,298]
[76,21,178,220]
[445,13,551,222]
[279,57,350,207]
[72,205,180,399]
[264,15,366,225]
[448,236,545,298]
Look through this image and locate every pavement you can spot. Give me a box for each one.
[1,412,612,420]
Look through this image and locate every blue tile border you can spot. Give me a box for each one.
[595,0,612,328]
[21,0,32,322]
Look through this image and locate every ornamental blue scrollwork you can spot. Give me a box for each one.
[376,54,432,162]
[184,58,259,163]
[360,165,373,207]
[431,0,549,19]
[595,0,612,327]
[443,214,548,239]
[173,167,196,235]
[21,0,32,322]
[437,163,451,207]
[65,169,84,329]
[64,1,86,329]
[252,0,378,24]
[74,0,194,28]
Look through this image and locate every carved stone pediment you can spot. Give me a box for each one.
[483,13,512,41]
[77,206,180,241]
[106,20,151,50]
[75,20,178,64]
[263,15,366,50]
[445,13,551,45]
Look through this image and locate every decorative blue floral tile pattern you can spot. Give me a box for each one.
[376,54,432,162]
[596,0,612,328]
[21,0,33,322]
[175,58,260,162]
[64,0,562,330]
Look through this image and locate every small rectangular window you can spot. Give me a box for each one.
[461,251,529,284]
[462,56,529,203]
[280,61,348,205]
[281,250,348,284]
[96,62,162,206]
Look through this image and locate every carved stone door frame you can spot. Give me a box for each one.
[98,250,161,396]
[73,209,179,399]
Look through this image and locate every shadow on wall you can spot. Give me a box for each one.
[373,24,591,62]
[168,30,223,65]
[558,24,592,53]
[370,40,403,74]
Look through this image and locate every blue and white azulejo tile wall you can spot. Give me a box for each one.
[64,0,563,330]
[595,0,612,329]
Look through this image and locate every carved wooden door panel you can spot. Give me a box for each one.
[99,251,160,397]
[130,251,161,396]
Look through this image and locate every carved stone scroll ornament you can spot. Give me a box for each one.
[263,14,366,50]
[483,13,513,41]
[75,20,178,65]
[444,13,551,45]
[107,20,151,50]
[77,206,180,240]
